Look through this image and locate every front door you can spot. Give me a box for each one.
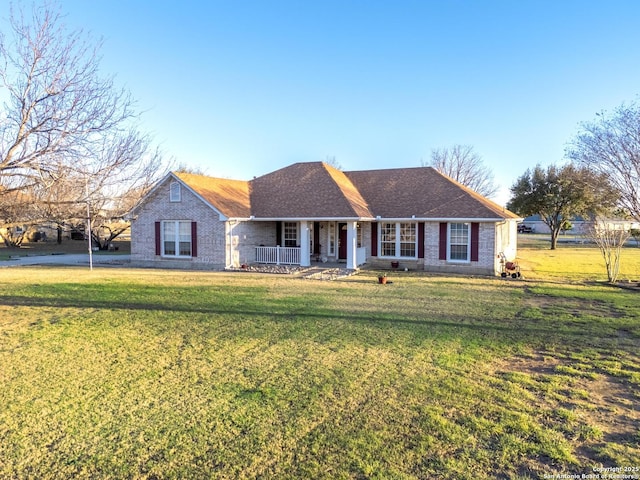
[338,223,347,260]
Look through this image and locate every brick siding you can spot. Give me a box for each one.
[131,178,227,269]
[132,178,518,275]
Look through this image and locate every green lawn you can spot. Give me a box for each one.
[0,244,639,479]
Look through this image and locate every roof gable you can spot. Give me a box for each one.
[249,162,374,218]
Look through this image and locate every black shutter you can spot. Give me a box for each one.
[155,222,161,256]
[371,222,378,256]
[314,222,321,254]
[276,222,282,246]
[191,222,198,257]
[439,223,447,260]
[471,222,479,262]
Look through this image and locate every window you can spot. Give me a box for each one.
[449,223,470,261]
[327,222,336,255]
[379,222,417,258]
[283,222,298,247]
[356,223,362,248]
[399,223,416,257]
[170,182,181,202]
[381,223,396,256]
[163,221,192,257]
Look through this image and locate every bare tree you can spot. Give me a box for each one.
[584,221,630,283]
[424,144,498,198]
[85,159,163,250]
[81,135,164,249]
[324,155,342,170]
[175,163,207,175]
[0,3,166,245]
[567,101,640,222]
[0,4,139,184]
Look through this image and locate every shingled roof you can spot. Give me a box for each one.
[250,162,373,218]
[169,162,518,220]
[173,172,251,218]
[345,167,517,219]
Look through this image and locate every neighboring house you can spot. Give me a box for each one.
[519,215,640,235]
[130,162,520,275]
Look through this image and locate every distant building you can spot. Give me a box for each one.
[519,215,639,235]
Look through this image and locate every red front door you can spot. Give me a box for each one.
[338,223,347,260]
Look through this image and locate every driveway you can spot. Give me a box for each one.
[2,253,131,267]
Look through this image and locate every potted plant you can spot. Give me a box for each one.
[378,273,388,284]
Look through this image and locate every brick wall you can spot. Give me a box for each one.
[131,177,227,269]
[366,221,501,275]
[132,180,513,276]
[423,221,497,275]
[230,221,277,266]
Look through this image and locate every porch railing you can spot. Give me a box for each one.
[255,246,301,265]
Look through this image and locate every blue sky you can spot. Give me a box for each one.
[3,1,640,204]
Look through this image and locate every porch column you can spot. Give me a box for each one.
[345,221,358,270]
[300,221,311,267]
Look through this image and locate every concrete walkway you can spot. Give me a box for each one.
[2,253,131,267]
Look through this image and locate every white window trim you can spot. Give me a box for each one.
[161,220,192,258]
[447,222,471,263]
[378,222,418,259]
[170,182,181,202]
[379,222,397,258]
[282,221,299,247]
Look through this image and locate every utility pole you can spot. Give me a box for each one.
[86,181,93,271]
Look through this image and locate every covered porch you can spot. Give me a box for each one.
[255,244,366,267]
[249,220,366,269]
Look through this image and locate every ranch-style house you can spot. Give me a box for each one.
[130,162,520,275]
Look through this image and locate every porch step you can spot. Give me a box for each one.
[299,267,356,281]
[298,267,324,278]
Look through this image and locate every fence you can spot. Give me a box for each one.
[255,246,301,265]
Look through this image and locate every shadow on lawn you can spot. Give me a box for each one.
[1,291,636,350]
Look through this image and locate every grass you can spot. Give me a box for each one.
[0,238,131,260]
[517,233,640,282]
[0,241,639,478]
